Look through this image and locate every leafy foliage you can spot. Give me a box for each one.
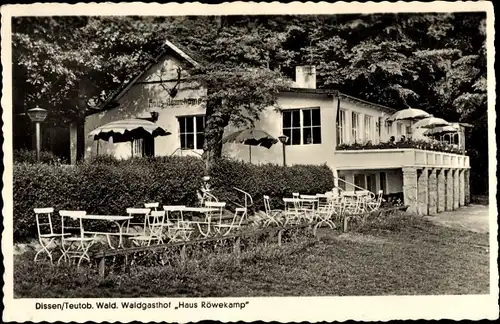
[13,13,488,192]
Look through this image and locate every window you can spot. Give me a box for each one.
[133,138,143,157]
[132,135,154,157]
[351,112,361,143]
[336,109,347,145]
[354,173,376,192]
[302,109,322,144]
[282,108,321,145]
[364,115,374,143]
[178,115,205,149]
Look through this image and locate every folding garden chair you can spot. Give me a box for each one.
[342,191,361,215]
[213,207,247,236]
[144,202,159,211]
[33,208,68,264]
[314,198,336,233]
[163,205,192,242]
[262,195,284,227]
[163,205,186,223]
[355,190,372,214]
[316,193,331,209]
[130,210,166,246]
[204,201,226,223]
[367,190,384,212]
[300,195,319,222]
[282,198,303,226]
[125,208,151,235]
[58,210,95,267]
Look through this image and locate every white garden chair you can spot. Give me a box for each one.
[367,190,384,212]
[316,193,331,209]
[262,195,283,227]
[130,210,166,246]
[58,210,95,267]
[125,208,151,235]
[282,198,303,226]
[144,202,159,211]
[313,198,336,233]
[213,207,247,236]
[163,205,192,242]
[342,191,361,215]
[300,195,319,222]
[204,201,227,226]
[33,208,68,264]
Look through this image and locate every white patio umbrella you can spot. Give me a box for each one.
[412,116,450,129]
[387,108,431,138]
[88,119,171,156]
[387,107,431,122]
[423,125,458,136]
[221,128,278,163]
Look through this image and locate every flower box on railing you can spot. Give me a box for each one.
[336,139,466,155]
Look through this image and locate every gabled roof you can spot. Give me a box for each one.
[87,39,200,117]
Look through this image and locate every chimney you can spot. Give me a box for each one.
[295,65,316,89]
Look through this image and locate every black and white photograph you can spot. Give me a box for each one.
[1,2,497,322]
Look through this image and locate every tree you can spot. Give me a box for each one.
[166,16,291,170]
[12,13,489,192]
[12,16,169,125]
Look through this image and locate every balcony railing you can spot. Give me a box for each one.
[334,148,469,170]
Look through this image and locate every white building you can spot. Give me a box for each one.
[71,40,471,215]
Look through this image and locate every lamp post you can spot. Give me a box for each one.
[278,135,288,166]
[26,107,48,162]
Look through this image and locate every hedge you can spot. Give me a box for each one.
[13,156,334,241]
[209,159,335,212]
[14,149,65,164]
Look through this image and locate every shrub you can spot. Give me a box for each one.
[13,156,205,240]
[13,156,334,241]
[13,149,64,164]
[209,159,335,211]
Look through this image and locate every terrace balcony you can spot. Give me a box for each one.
[334,140,470,170]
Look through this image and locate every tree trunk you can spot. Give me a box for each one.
[202,100,229,173]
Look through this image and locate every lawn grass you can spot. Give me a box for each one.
[14,212,489,297]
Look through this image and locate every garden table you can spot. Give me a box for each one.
[282,198,312,224]
[77,215,134,249]
[181,207,220,239]
[58,213,133,267]
[164,206,219,241]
